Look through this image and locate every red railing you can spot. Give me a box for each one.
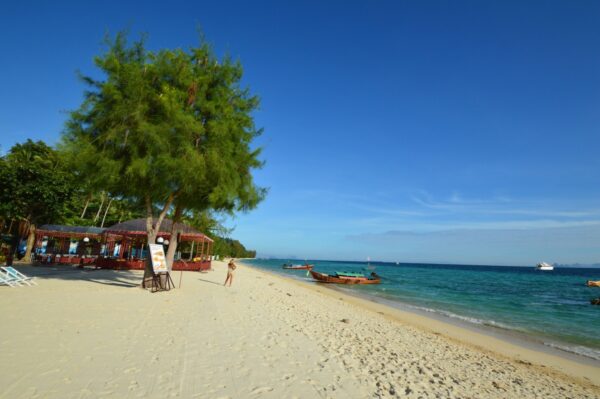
[95,257,211,271]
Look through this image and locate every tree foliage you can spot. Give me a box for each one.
[182,210,256,259]
[0,31,264,267]
[215,238,256,258]
[0,139,255,260]
[0,140,74,227]
[61,191,145,229]
[62,31,266,272]
[63,32,265,213]
[0,140,77,259]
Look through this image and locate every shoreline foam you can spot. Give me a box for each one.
[337,285,600,366]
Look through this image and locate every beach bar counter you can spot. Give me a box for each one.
[34,219,213,271]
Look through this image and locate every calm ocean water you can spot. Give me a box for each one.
[243,258,600,361]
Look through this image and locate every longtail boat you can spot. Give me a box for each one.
[586,280,600,287]
[282,264,314,270]
[309,270,381,285]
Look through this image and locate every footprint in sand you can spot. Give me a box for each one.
[124,367,140,374]
[40,368,60,376]
[251,386,274,394]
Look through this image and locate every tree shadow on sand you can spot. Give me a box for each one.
[194,277,223,287]
[11,264,142,288]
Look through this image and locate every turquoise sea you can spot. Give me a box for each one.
[243,258,600,361]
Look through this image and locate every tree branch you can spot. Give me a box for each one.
[156,192,176,232]
[145,195,154,235]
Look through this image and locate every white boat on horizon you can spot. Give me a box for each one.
[536,262,554,271]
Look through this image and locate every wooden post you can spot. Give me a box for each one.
[118,239,125,258]
[189,240,194,261]
[107,237,115,257]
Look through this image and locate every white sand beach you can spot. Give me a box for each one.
[1,261,599,398]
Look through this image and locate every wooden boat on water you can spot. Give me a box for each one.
[282,263,314,270]
[586,280,600,287]
[309,270,381,285]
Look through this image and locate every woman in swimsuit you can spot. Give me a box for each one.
[224,258,236,287]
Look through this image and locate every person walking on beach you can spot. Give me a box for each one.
[224,258,236,287]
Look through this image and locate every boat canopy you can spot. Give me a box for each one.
[334,271,365,278]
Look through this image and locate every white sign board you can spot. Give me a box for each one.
[148,244,168,273]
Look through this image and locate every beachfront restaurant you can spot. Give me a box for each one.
[35,225,105,265]
[94,218,213,271]
[34,219,213,271]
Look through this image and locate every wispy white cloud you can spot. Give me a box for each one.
[410,190,600,218]
[483,209,597,218]
[374,219,600,234]
[290,188,428,216]
[345,204,428,217]
[342,217,600,233]
[282,187,600,234]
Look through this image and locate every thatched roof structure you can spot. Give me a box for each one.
[38,225,105,238]
[105,218,212,242]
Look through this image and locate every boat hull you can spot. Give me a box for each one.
[282,265,314,270]
[309,270,381,285]
[535,262,554,271]
[587,280,600,287]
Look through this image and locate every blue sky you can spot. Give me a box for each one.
[1,1,599,265]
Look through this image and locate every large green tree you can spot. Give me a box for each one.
[0,140,75,260]
[62,32,265,278]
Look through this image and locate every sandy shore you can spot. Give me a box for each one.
[1,261,599,398]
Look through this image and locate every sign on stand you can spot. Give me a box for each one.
[148,243,174,292]
[148,244,168,273]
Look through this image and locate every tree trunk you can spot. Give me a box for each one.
[143,198,158,286]
[94,192,105,223]
[100,197,113,228]
[23,224,36,263]
[165,205,183,272]
[165,229,181,272]
[80,193,92,219]
[141,193,176,288]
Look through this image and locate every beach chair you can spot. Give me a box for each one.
[1,266,38,286]
[0,270,22,287]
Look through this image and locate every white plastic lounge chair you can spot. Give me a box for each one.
[0,270,22,287]
[1,266,37,286]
